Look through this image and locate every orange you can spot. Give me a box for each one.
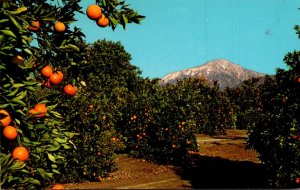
[3,126,18,140]
[57,71,64,81]
[0,109,11,127]
[11,55,25,64]
[54,22,66,32]
[97,14,109,27]
[297,77,300,83]
[52,184,64,189]
[86,4,102,20]
[30,104,47,118]
[41,65,53,78]
[12,146,29,161]
[27,21,40,32]
[50,73,63,85]
[63,84,77,96]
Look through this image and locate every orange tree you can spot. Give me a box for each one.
[42,39,142,182]
[225,77,269,130]
[169,78,235,135]
[247,23,300,188]
[115,76,235,165]
[115,77,199,165]
[0,0,144,189]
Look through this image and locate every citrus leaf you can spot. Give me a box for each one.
[9,15,22,31]
[28,178,41,185]
[37,168,50,180]
[7,6,27,15]
[11,99,26,106]
[0,104,10,109]
[61,144,71,149]
[14,90,27,100]
[8,161,26,170]
[47,153,56,162]
[13,83,26,88]
[7,88,18,96]
[0,19,9,24]
[52,169,61,174]
[46,146,60,152]
[23,81,38,86]
[0,30,16,38]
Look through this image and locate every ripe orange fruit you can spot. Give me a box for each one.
[3,126,18,140]
[111,137,116,142]
[297,77,300,83]
[12,146,29,161]
[52,184,64,189]
[27,21,40,32]
[0,109,11,127]
[296,177,300,184]
[41,65,53,78]
[54,22,66,32]
[97,14,109,27]
[11,55,25,64]
[86,4,102,20]
[50,73,63,85]
[32,103,47,117]
[56,71,64,81]
[64,84,77,96]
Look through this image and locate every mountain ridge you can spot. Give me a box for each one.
[159,59,266,89]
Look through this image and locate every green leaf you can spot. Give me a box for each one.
[47,104,58,111]
[34,4,43,15]
[7,88,19,96]
[15,118,21,125]
[13,83,26,88]
[0,104,10,109]
[121,15,128,29]
[11,99,26,106]
[7,6,28,15]
[47,153,56,162]
[37,168,50,180]
[49,111,63,118]
[9,15,23,31]
[61,144,71,149]
[20,169,29,174]
[25,86,35,91]
[28,178,41,185]
[54,137,67,143]
[0,29,16,38]
[108,16,118,28]
[46,146,60,152]
[23,81,38,86]
[14,90,27,100]
[23,48,33,55]
[9,161,26,170]
[52,169,61,174]
[0,19,9,24]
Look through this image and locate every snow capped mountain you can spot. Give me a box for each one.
[159,59,266,89]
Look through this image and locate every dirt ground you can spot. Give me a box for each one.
[63,130,269,189]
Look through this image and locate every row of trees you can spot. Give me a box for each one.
[1,0,299,189]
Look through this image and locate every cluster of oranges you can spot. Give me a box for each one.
[0,109,29,161]
[86,4,109,27]
[27,20,66,33]
[41,65,77,96]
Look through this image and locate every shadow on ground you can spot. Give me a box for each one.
[177,155,269,189]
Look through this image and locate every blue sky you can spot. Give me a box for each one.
[74,0,299,79]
